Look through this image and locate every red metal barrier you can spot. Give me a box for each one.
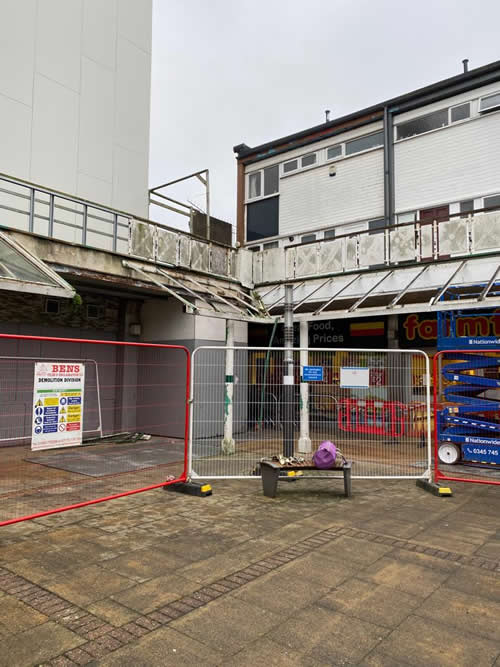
[0,333,191,525]
[434,349,500,486]
[338,398,406,437]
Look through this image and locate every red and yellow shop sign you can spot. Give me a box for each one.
[399,312,500,348]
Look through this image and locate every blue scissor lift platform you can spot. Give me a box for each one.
[436,299,500,467]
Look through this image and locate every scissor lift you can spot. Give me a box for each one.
[436,306,500,466]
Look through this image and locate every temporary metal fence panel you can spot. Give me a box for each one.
[434,349,500,486]
[189,347,431,480]
[0,334,190,526]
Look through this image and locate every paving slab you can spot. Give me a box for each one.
[267,605,390,665]
[95,625,225,666]
[375,614,500,667]
[44,564,137,606]
[110,573,199,614]
[0,621,83,667]
[316,576,422,628]
[357,555,451,597]
[170,596,282,655]
[416,587,500,642]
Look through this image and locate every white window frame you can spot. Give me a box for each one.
[483,193,500,210]
[449,102,471,124]
[345,130,384,157]
[479,91,500,113]
[246,166,279,203]
[282,158,299,175]
[325,144,343,161]
[247,171,262,201]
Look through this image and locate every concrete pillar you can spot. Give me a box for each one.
[221,319,235,454]
[298,320,312,453]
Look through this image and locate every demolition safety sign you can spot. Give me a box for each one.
[32,362,85,451]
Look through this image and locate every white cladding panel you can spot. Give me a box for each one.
[279,149,384,235]
[395,112,500,212]
[0,0,152,218]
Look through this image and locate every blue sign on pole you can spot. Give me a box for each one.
[302,366,324,382]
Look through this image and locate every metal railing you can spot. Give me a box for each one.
[253,208,500,284]
[0,172,237,280]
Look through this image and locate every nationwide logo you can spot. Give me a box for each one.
[465,437,500,445]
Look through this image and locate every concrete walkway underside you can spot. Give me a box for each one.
[0,478,499,666]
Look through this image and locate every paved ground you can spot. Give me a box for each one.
[0,477,499,666]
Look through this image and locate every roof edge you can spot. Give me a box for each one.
[234,59,500,162]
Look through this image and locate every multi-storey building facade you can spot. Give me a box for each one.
[234,60,500,356]
[235,59,500,249]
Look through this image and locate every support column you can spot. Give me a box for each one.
[282,285,295,457]
[221,319,236,454]
[298,320,312,453]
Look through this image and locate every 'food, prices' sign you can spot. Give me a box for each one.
[32,362,85,451]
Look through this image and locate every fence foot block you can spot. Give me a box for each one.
[165,481,213,497]
[416,479,452,497]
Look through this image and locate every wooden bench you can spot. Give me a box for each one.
[260,459,352,498]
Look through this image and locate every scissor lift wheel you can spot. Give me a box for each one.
[438,442,461,465]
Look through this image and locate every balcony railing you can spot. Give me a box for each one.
[253,209,500,284]
[0,173,237,281]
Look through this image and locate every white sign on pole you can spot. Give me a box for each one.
[31,362,85,451]
[340,366,370,388]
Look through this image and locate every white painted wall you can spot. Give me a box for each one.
[141,299,194,342]
[0,0,152,218]
[394,111,500,213]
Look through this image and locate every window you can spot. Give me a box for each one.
[246,196,279,241]
[397,212,416,224]
[301,153,316,168]
[324,229,336,239]
[45,298,60,314]
[451,103,470,122]
[345,131,384,156]
[263,165,279,196]
[248,165,279,200]
[480,92,500,113]
[396,109,448,140]
[459,200,474,217]
[301,234,316,243]
[368,218,386,232]
[263,241,279,249]
[326,145,342,160]
[248,172,261,199]
[87,304,102,319]
[283,159,298,173]
[484,194,500,210]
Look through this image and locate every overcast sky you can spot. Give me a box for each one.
[149,0,500,233]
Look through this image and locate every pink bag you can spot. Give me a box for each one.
[313,440,337,469]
